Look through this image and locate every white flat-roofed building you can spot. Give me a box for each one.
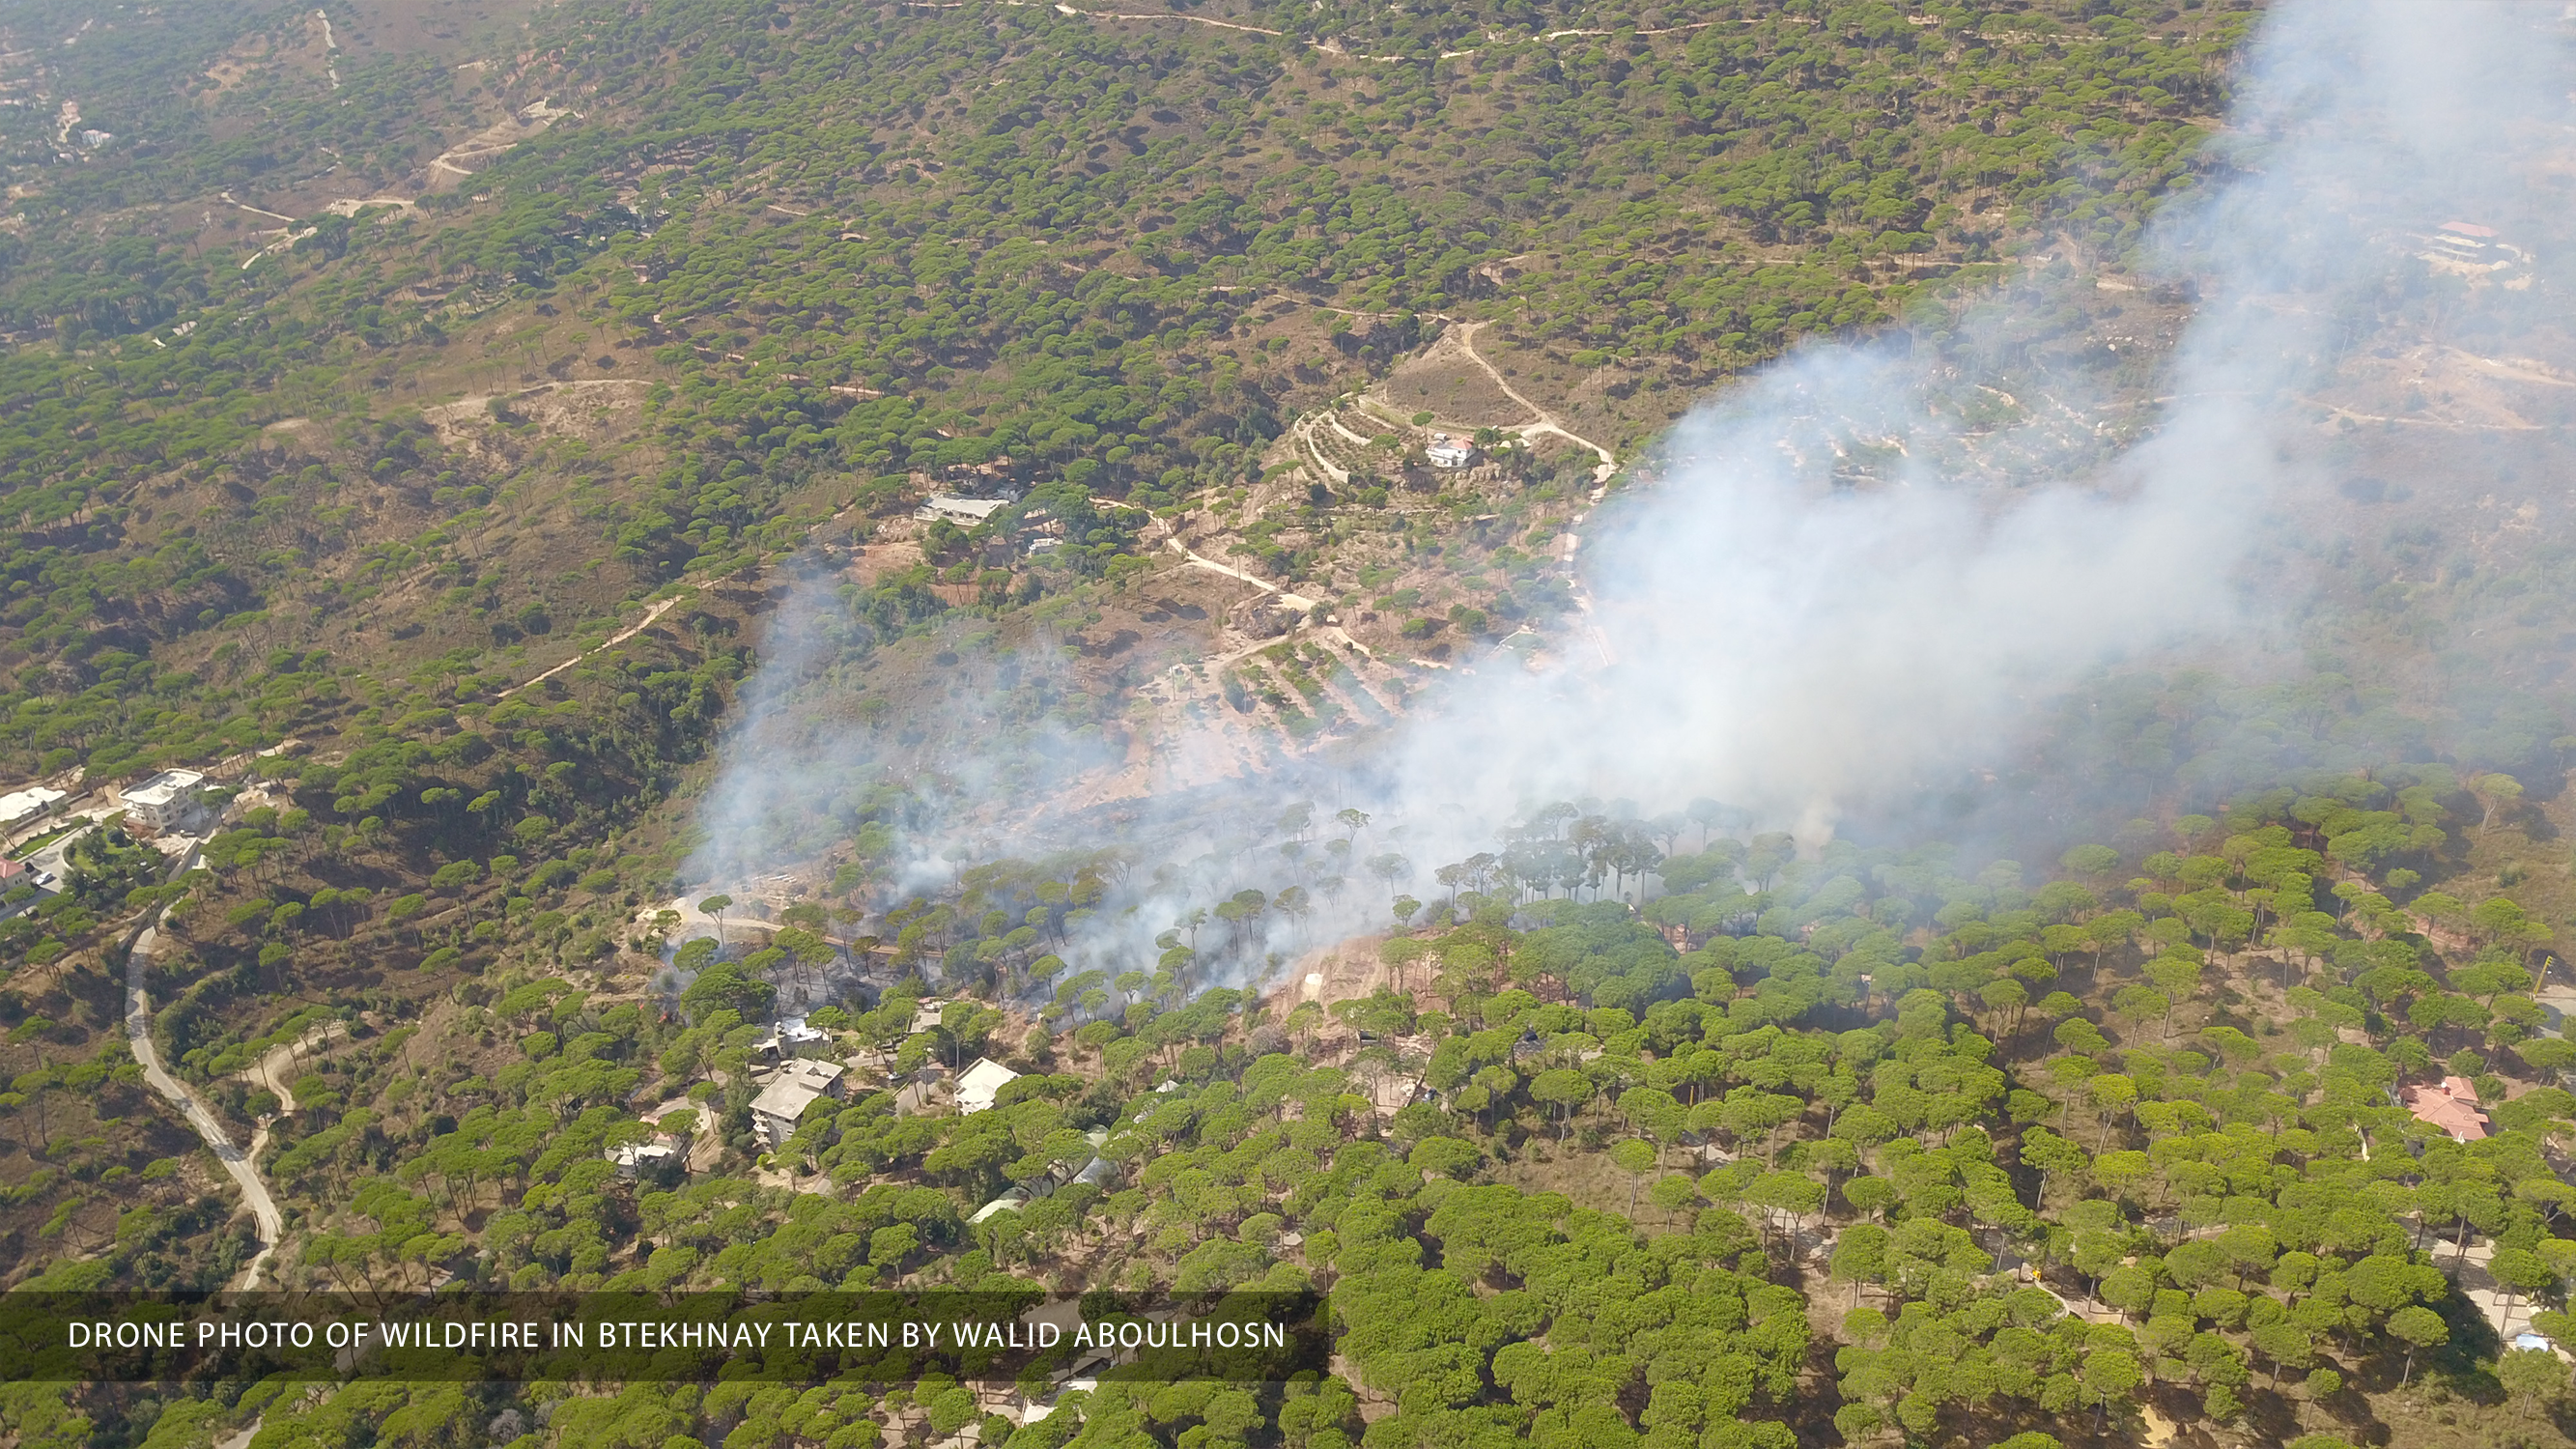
[0,787,67,833]
[607,1140,681,1179]
[914,496,1009,525]
[750,1059,848,1150]
[121,770,206,832]
[753,1015,830,1057]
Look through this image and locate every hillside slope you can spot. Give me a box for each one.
[30,5,2576,1449]
[0,0,2248,781]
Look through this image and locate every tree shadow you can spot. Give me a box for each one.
[2238,1381,2314,1447]
[2435,1271,2506,1366]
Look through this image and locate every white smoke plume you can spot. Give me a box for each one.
[1370,0,2566,856]
[684,0,2572,953]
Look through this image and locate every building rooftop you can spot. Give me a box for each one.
[0,787,67,826]
[915,496,1009,523]
[2402,1075,2489,1142]
[124,770,206,807]
[750,1059,845,1125]
[957,1056,1022,1114]
[755,1016,829,1055]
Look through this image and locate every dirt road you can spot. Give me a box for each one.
[1452,321,1618,482]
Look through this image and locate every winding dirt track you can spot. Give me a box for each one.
[241,1021,347,1113]
[1451,321,1618,481]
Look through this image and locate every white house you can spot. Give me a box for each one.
[914,496,1009,525]
[606,1139,681,1179]
[750,1059,847,1150]
[1426,434,1474,469]
[754,1015,829,1057]
[956,1056,1021,1115]
[0,787,67,834]
[121,770,206,832]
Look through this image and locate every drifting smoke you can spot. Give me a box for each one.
[685,0,2574,952]
[685,555,1126,894]
[1373,0,2570,857]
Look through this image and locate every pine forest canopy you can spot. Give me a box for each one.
[11,2,2576,1449]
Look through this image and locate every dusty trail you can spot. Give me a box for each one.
[430,99,575,182]
[208,91,573,265]
[500,595,683,697]
[219,191,296,223]
[1053,4,1284,38]
[241,1021,348,1114]
[1441,324,1620,661]
[911,1,1768,66]
[241,227,317,270]
[1164,537,1317,611]
[1263,319,1619,673]
[1452,321,1618,482]
[315,9,338,90]
[1320,320,1617,486]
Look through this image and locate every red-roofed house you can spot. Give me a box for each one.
[2402,1075,2489,1142]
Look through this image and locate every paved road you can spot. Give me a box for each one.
[124,844,282,1289]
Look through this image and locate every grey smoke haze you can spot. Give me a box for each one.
[684,0,2569,935]
[1370,0,2563,857]
[684,559,1122,891]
